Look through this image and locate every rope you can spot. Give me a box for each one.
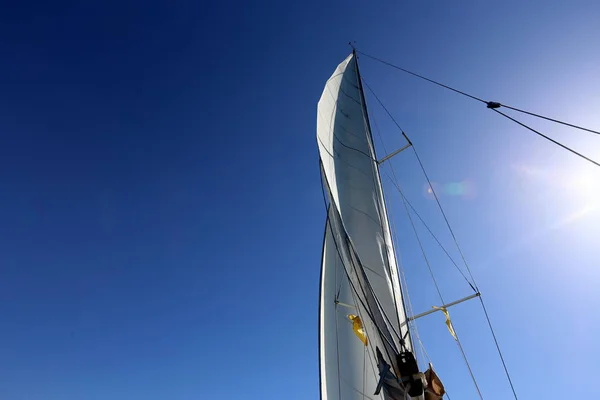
[412,146,521,400]
[400,185,445,302]
[499,104,600,135]
[492,108,600,168]
[357,51,487,104]
[363,77,484,400]
[360,77,532,400]
[359,50,600,172]
[398,179,484,400]
[357,50,600,136]
[366,76,476,291]
[362,78,479,291]
[356,49,600,399]
[410,147,479,289]
[386,175,475,291]
[454,333,484,399]
[478,295,519,399]
[361,80,405,132]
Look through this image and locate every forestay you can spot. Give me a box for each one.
[317,53,416,399]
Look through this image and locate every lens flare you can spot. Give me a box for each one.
[423,180,476,199]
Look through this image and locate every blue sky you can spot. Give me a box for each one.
[1,1,599,399]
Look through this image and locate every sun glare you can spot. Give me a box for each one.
[571,173,600,202]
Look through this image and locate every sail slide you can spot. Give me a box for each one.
[317,53,441,400]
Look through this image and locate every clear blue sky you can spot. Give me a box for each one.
[1,1,599,399]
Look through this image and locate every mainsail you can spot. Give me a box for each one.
[317,52,432,399]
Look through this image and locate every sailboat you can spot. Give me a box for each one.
[317,45,600,400]
[315,48,521,400]
[317,49,444,400]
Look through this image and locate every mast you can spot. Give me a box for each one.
[352,49,415,352]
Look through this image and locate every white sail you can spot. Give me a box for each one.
[320,215,384,399]
[317,53,416,399]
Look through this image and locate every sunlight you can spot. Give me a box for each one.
[507,162,600,252]
[513,162,600,211]
[570,172,600,203]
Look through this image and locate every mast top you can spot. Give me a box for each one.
[348,41,357,54]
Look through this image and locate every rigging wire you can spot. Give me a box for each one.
[385,175,474,290]
[410,147,479,290]
[357,50,600,135]
[362,79,477,291]
[357,51,487,104]
[397,169,485,400]
[478,295,518,400]
[492,108,600,168]
[370,105,424,361]
[500,104,600,135]
[358,50,600,170]
[369,75,481,296]
[388,197,454,400]
[361,75,521,400]
[363,77,484,400]
[372,119,451,400]
[412,121,521,400]
[399,185,445,302]
[371,97,472,400]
